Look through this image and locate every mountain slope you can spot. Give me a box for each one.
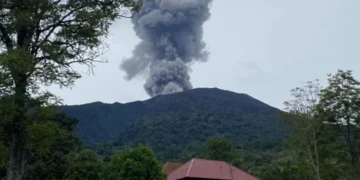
[58,101,147,144]
[59,88,288,160]
[113,88,287,160]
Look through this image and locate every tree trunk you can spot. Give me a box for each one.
[313,131,321,180]
[350,151,359,180]
[6,75,27,180]
[344,124,359,179]
[6,133,26,180]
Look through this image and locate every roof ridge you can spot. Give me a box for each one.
[168,158,259,180]
[194,158,228,163]
[164,161,183,164]
[186,159,195,177]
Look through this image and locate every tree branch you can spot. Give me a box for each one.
[34,6,86,52]
[0,23,13,50]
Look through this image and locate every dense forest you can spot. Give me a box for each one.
[59,88,288,162]
[1,0,360,180]
[58,71,360,180]
[2,70,360,179]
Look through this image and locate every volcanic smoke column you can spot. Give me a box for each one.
[120,0,212,96]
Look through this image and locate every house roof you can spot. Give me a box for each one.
[162,162,184,176]
[167,158,259,180]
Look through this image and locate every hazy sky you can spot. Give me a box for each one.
[47,0,360,109]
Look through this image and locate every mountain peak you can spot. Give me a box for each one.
[59,87,285,152]
[60,88,270,110]
[145,88,273,112]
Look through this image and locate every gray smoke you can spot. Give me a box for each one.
[120,0,212,96]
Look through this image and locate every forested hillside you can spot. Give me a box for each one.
[1,0,358,179]
[59,88,289,161]
[58,101,147,144]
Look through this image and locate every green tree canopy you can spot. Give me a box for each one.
[316,69,360,179]
[64,149,103,180]
[103,145,165,180]
[204,136,235,163]
[277,70,360,180]
[0,0,140,179]
[259,159,313,180]
[279,80,324,180]
[23,112,82,180]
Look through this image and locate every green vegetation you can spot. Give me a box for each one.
[204,136,244,169]
[317,70,360,179]
[23,113,82,180]
[205,136,235,163]
[0,0,359,179]
[55,70,360,180]
[0,0,140,179]
[257,70,360,180]
[102,145,165,180]
[62,88,288,163]
[64,150,103,180]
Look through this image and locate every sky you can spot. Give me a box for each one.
[47,0,360,109]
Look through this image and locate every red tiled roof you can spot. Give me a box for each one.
[167,158,259,180]
[162,162,184,176]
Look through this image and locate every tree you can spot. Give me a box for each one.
[316,69,360,179]
[0,112,82,180]
[259,158,313,180]
[0,0,140,179]
[102,145,165,180]
[23,113,82,180]
[64,149,103,180]
[204,136,235,163]
[0,143,7,168]
[280,80,324,180]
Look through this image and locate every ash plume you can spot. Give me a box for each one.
[120,0,212,96]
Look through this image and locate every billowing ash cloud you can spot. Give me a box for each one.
[120,0,212,96]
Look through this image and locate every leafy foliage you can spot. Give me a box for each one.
[317,69,360,178]
[273,70,360,180]
[279,80,324,180]
[64,149,103,180]
[102,145,165,180]
[23,112,82,180]
[0,0,140,178]
[259,158,313,180]
[26,121,63,155]
[0,0,140,90]
[205,136,235,163]
[204,136,247,170]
